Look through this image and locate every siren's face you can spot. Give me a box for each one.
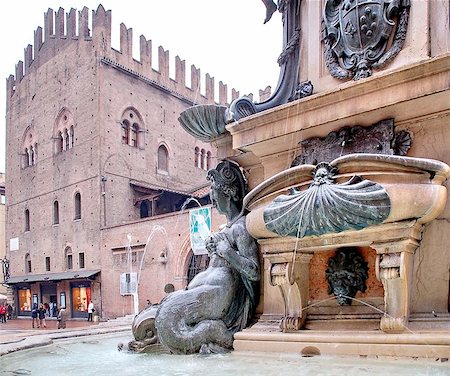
[210,186,228,215]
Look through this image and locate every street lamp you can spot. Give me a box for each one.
[1,257,10,283]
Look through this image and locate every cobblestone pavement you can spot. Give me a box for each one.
[0,316,133,356]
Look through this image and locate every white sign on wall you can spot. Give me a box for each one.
[10,237,19,251]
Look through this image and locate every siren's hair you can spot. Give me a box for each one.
[207,160,247,204]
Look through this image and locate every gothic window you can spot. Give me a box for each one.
[54,108,75,154]
[200,149,206,170]
[187,251,210,284]
[122,120,130,145]
[206,151,212,170]
[194,147,200,167]
[74,192,81,220]
[21,128,38,168]
[53,200,59,225]
[158,145,169,172]
[131,123,139,147]
[25,209,30,232]
[121,108,143,148]
[25,253,32,273]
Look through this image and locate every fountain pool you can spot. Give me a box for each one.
[1,333,449,376]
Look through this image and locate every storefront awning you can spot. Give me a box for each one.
[5,270,101,284]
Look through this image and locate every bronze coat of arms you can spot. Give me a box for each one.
[322,0,410,80]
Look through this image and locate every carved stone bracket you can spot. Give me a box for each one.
[268,253,313,332]
[373,238,420,333]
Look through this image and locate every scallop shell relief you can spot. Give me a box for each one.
[263,163,391,238]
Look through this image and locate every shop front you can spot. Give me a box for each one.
[6,270,100,319]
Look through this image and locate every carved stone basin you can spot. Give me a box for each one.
[242,154,450,334]
[245,154,450,240]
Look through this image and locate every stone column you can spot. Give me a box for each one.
[373,239,419,333]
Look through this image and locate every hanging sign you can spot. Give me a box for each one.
[189,207,211,255]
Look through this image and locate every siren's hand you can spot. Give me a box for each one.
[205,236,217,256]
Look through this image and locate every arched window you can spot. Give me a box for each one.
[58,131,64,152]
[74,192,81,220]
[53,200,59,225]
[158,145,169,172]
[121,109,143,148]
[194,147,200,167]
[122,120,130,145]
[54,108,75,154]
[200,149,206,170]
[25,253,32,273]
[25,209,30,232]
[206,151,212,170]
[70,125,74,148]
[187,251,210,284]
[65,247,73,270]
[140,200,151,218]
[22,128,38,168]
[131,123,139,147]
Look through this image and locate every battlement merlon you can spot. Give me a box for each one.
[7,4,273,105]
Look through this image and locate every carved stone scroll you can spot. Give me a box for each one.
[269,253,313,332]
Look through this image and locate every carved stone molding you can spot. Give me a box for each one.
[322,0,411,80]
[292,119,412,166]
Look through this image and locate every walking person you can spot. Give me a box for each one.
[7,303,13,320]
[38,303,46,328]
[57,306,67,329]
[87,300,95,322]
[31,303,39,328]
[0,303,6,323]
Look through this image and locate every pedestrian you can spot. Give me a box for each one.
[0,303,6,323]
[44,302,50,318]
[87,300,95,322]
[31,303,39,328]
[7,304,13,320]
[57,306,67,329]
[38,303,46,328]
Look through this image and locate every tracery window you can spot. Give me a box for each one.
[54,109,75,154]
[22,128,38,168]
[121,108,143,148]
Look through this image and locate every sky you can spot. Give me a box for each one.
[0,0,283,173]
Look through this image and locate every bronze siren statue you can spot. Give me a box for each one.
[130,161,260,354]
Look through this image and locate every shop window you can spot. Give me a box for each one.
[25,253,32,273]
[157,145,169,172]
[72,285,91,314]
[53,200,59,225]
[79,252,85,269]
[74,192,81,220]
[120,272,137,295]
[18,289,32,312]
[45,256,51,272]
[25,209,30,231]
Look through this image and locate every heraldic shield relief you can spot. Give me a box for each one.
[322,0,410,80]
